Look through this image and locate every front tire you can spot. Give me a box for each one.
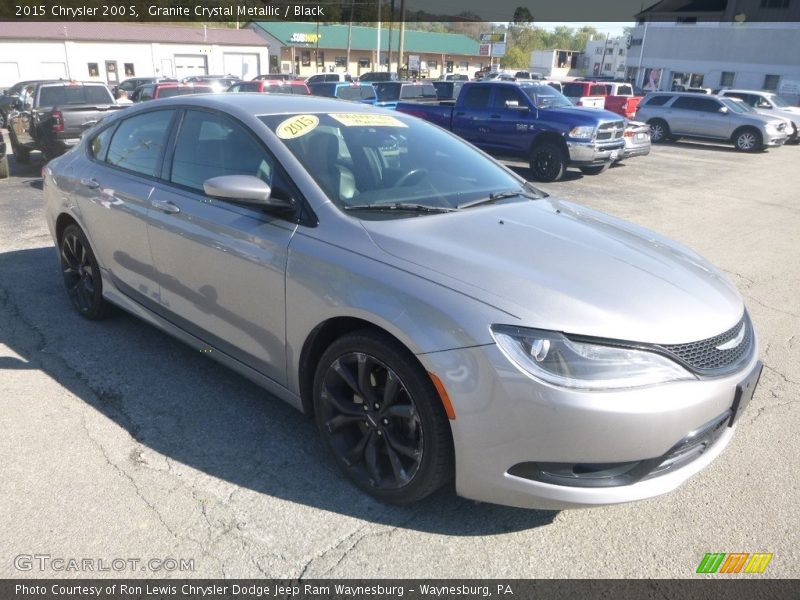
[313,330,454,504]
[734,127,762,152]
[59,224,112,320]
[529,141,567,182]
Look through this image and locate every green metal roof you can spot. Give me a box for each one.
[251,22,480,56]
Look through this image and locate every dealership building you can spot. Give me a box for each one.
[0,22,269,87]
[626,0,800,100]
[249,22,483,79]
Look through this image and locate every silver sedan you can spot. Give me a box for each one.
[43,94,761,509]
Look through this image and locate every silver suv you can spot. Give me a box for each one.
[636,92,788,151]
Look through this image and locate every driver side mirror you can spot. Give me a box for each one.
[203,175,294,210]
[505,99,529,111]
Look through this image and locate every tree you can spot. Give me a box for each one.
[512,6,534,25]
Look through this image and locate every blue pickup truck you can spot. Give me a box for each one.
[396,80,626,181]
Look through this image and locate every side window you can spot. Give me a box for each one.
[754,95,772,108]
[492,87,525,109]
[106,110,174,176]
[462,86,491,109]
[139,86,154,101]
[170,110,275,193]
[694,98,721,112]
[645,95,672,106]
[671,97,697,110]
[89,125,116,161]
[590,85,607,96]
[229,84,241,93]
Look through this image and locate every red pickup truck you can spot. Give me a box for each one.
[595,82,642,119]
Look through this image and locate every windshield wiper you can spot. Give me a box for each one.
[344,203,456,213]
[456,189,540,210]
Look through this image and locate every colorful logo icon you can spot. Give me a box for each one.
[696,553,772,574]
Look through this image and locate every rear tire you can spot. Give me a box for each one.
[579,163,610,176]
[59,224,113,320]
[10,134,30,164]
[313,329,454,504]
[647,119,670,143]
[733,127,762,152]
[529,141,567,182]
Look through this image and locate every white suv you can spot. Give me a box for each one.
[718,89,800,144]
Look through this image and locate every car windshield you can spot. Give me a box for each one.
[259,112,545,218]
[720,97,749,113]
[373,83,400,101]
[519,85,573,109]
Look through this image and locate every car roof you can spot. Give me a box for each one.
[721,89,772,95]
[117,91,392,117]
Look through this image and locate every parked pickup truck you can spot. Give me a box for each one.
[561,81,607,109]
[595,82,642,119]
[7,81,126,162]
[396,81,625,181]
[373,81,439,109]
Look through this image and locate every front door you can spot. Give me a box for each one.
[146,108,296,384]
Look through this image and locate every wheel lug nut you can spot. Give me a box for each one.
[377,430,383,436]
[373,403,380,409]
[363,405,369,411]
[382,418,389,425]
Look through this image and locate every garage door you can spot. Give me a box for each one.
[223,53,260,80]
[174,55,207,80]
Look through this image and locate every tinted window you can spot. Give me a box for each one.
[237,82,260,92]
[310,84,336,97]
[138,86,154,101]
[106,110,174,176]
[291,85,310,95]
[461,86,491,109]
[39,85,112,107]
[693,97,722,112]
[170,110,274,192]
[590,85,606,95]
[360,87,376,100]
[617,85,633,95]
[643,95,672,106]
[671,97,697,110]
[562,83,584,97]
[337,86,362,100]
[374,83,400,101]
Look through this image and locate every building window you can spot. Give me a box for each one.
[760,0,790,7]
[720,71,735,87]
[604,63,612,72]
[334,56,347,67]
[301,51,311,67]
[316,51,325,67]
[124,63,135,77]
[428,60,437,69]
[88,62,99,77]
[358,58,370,68]
[763,74,780,90]
[618,48,625,55]
[595,47,603,54]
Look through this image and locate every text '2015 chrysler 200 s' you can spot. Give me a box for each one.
[43,94,762,510]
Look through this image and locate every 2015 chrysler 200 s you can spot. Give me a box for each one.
[43,94,761,509]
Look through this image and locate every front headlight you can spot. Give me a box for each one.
[568,126,595,140]
[491,325,695,390]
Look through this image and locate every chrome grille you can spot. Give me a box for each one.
[596,121,625,141]
[657,313,754,375]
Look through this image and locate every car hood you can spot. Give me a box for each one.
[540,106,623,124]
[359,199,743,345]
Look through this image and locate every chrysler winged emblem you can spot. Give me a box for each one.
[716,324,746,351]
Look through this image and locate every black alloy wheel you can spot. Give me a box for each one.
[313,330,453,503]
[529,142,566,182]
[60,224,111,319]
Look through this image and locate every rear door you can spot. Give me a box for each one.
[146,108,297,383]
[452,84,492,147]
[74,109,177,306]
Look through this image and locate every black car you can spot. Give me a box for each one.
[113,77,176,99]
[0,129,9,178]
[1,79,59,128]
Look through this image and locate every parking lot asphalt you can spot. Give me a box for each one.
[1,136,798,578]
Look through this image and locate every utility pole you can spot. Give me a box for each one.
[387,0,395,73]
[598,32,610,77]
[376,1,382,73]
[397,0,406,77]
[346,0,354,73]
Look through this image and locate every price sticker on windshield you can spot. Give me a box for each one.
[276,115,319,139]
[330,113,407,128]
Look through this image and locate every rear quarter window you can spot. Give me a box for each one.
[643,95,672,107]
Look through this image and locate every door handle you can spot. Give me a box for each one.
[80,178,100,189]
[151,198,181,214]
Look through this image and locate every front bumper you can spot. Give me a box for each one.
[420,342,759,510]
[764,131,788,147]
[566,139,625,165]
[619,143,651,160]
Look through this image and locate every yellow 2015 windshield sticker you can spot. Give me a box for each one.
[276,115,319,139]
[330,113,407,128]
